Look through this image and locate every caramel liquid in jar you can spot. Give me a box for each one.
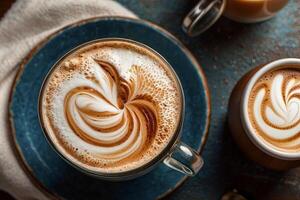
[224,0,289,23]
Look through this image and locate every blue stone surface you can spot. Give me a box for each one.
[116,0,300,199]
[10,17,209,200]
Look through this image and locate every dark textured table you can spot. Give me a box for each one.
[116,0,300,200]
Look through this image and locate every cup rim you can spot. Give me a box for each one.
[38,38,185,179]
[241,58,300,160]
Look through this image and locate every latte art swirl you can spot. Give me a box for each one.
[64,60,157,160]
[249,69,300,151]
[41,40,181,172]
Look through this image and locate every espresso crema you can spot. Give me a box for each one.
[40,40,182,173]
[248,68,300,152]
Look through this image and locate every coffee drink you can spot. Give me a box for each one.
[247,68,300,152]
[40,40,182,173]
[224,0,289,23]
[228,58,300,170]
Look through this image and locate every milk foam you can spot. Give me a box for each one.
[41,40,182,173]
[248,69,300,152]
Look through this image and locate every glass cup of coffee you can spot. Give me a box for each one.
[183,0,289,36]
[38,38,204,180]
[228,58,300,170]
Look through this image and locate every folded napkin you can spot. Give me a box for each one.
[0,0,136,199]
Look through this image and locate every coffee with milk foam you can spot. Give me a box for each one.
[248,68,300,152]
[40,40,182,173]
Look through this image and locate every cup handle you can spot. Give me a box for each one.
[163,142,204,176]
[182,0,226,36]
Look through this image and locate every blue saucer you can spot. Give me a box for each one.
[9,17,210,200]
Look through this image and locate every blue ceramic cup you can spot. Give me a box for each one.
[38,38,204,181]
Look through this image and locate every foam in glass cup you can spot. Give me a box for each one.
[39,38,204,180]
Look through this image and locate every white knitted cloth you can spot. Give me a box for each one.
[0,1,136,199]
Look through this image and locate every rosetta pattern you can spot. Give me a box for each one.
[251,72,300,150]
[64,60,158,161]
